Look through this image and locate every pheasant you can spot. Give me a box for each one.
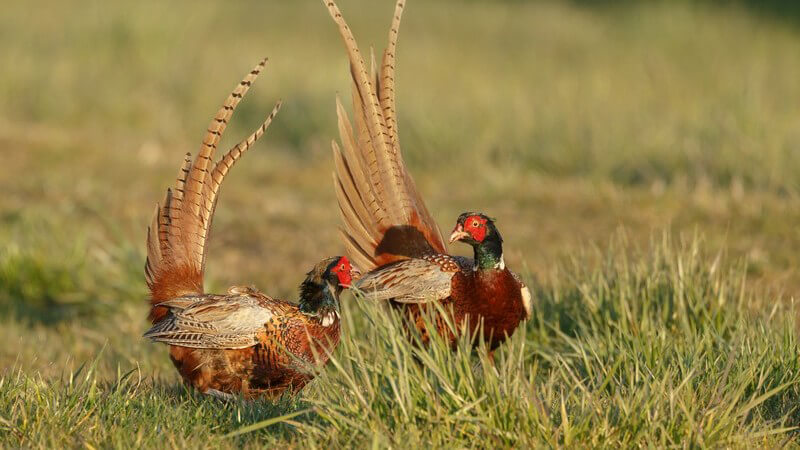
[143,58,357,400]
[323,0,532,357]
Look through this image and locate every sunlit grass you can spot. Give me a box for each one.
[2,236,798,447]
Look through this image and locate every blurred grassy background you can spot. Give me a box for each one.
[3,0,799,301]
[1,0,799,446]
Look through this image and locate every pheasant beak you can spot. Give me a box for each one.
[349,264,362,283]
[449,224,470,243]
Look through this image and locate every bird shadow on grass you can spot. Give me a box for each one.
[48,371,321,444]
[136,379,322,442]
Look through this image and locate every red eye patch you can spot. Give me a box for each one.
[463,215,488,242]
[332,256,352,287]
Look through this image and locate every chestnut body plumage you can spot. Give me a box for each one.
[147,262,350,400]
[391,259,529,350]
[143,59,355,399]
[323,1,531,356]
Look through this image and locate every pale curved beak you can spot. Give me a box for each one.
[349,265,363,283]
[449,225,469,243]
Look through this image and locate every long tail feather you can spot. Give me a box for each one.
[324,0,446,271]
[199,100,282,270]
[379,0,404,147]
[325,0,410,224]
[145,58,281,322]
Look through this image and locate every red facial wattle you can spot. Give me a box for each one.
[463,216,488,242]
[333,256,353,287]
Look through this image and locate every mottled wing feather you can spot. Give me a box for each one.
[325,0,446,272]
[144,58,282,322]
[154,295,205,311]
[354,257,457,303]
[144,293,291,349]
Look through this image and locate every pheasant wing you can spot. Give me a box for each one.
[325,0,446,272]
[354,258,457,304]
[144,292,290,349]
[145,59,282,322]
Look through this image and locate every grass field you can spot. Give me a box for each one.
[1,0,800,447]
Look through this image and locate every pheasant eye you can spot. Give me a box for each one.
[471,219,480,228]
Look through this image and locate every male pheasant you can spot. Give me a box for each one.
[323,0,531,357]
[143,58,356,400]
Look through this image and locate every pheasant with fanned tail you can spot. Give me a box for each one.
[143,58,357,400]
[323,0,531,358]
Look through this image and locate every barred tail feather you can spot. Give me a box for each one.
[325,0,446,271]
[145,58,281,322]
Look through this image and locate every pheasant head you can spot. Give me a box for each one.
[449,212,505,270]
[299,256,358,314]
